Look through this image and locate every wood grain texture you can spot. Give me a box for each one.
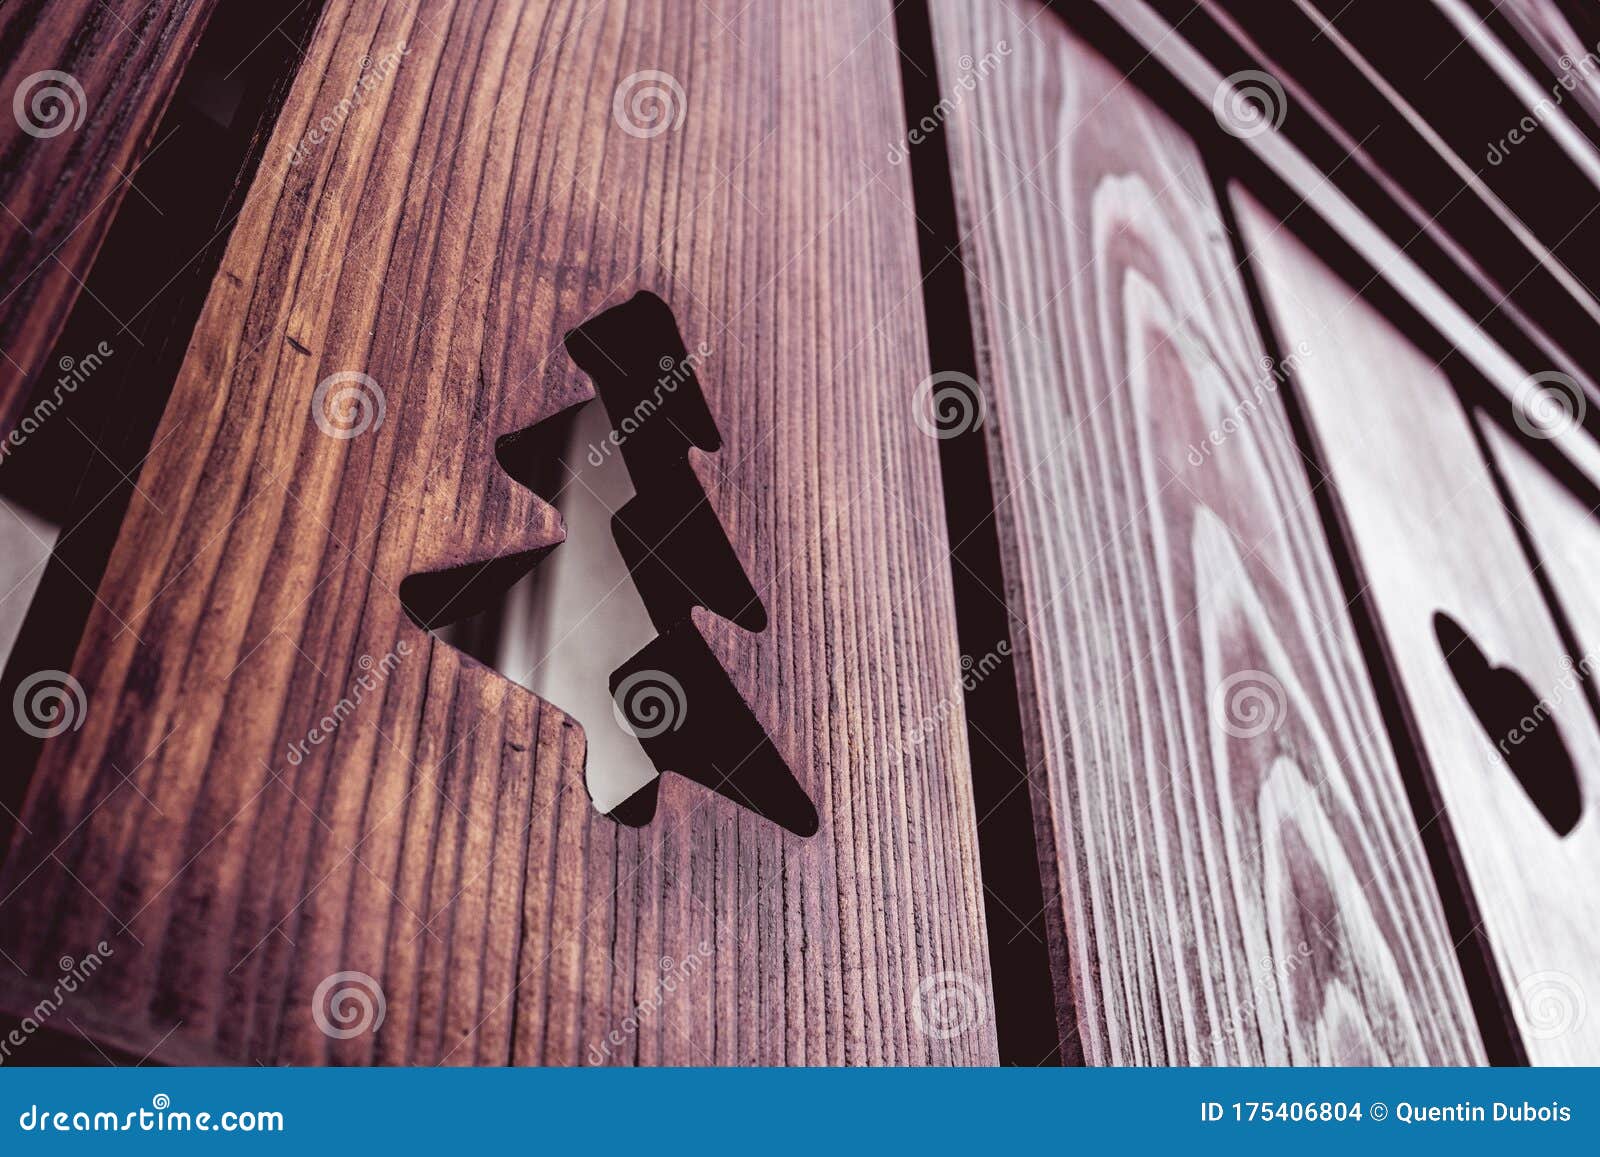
[0,0,998,1066]
[1092,0,1600,480]
[0,0,217,432]
[927,0,1482,1064]
[1236,188,1600,1064]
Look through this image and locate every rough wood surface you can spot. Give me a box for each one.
[0,0,997,1066]
[0,0,217,432]
[927,0,1482,1064]
[1237,189,1600,1064]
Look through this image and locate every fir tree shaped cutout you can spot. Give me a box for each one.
[404,292,816,834]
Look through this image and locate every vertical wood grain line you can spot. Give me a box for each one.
[1214,179,1525,1065]
[891,0,1068,1067]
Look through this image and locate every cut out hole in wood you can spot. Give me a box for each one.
[401,292,816,835]
[1435,611,1583,836]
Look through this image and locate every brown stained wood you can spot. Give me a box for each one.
[0,0,997,1066]
[1236,189,1600,1064]
[0,0,218,431]
[927,0,1482,1065]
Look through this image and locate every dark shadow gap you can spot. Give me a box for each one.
[1053,0,1600,447]
[0,0,331,854]
[1459,391,1600,836]
[891,0,1070,1067]
[1212,175,1528,1066]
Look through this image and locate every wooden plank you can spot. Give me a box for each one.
[1484,416,1600,654]
[1428,0,1600,189]
[1479,415,1600,776]
[1188,0,1600,393]
[1494,0,1600,140]
[0,0,998,1066]
[927,0,1482,1064]
[1088,0,1600,468]
[0,0,218,432]
[1236,188,1600,1064]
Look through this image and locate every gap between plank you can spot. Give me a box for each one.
[890,0,1068,1068]
[0,0,331,853]
[1211,171,1527,1066]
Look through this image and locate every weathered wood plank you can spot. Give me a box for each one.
[927,0,1482,1064]
[0,0,997,1066]
[0,0,218,432]
[1237,188,1600,1064]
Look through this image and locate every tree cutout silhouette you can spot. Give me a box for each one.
[403,292,817,835]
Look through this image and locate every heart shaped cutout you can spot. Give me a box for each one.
[1435,612,1583,836]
